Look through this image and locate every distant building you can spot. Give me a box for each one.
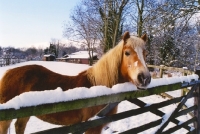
[56,51,98,64]
[43,54,55,61]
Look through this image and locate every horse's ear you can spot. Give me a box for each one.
[122,31,130,43]
[141,34,148,42]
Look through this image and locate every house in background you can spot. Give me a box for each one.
[43,54,55,61]
[56,51,98,64]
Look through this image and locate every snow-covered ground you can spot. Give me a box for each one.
[0,61,197,134]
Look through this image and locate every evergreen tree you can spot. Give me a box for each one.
[159,35,179,66]
[43,43,59,58]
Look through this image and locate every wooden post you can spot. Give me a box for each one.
[159,65,164,78]
[194,69,200,133]
[181,67,188,96]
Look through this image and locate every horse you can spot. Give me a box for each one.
[0,31,151,134]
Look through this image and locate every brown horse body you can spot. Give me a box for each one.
[0,32,151,134]
[0,65,109,134]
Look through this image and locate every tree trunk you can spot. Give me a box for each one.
[136,0,144,37]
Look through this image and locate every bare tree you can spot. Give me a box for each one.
[63,0,200,69]
[194,18,200,70]
[64,0,131,54]
[63,2,99,65]
[135,0,145,36]
[99,0,130,52]
[134,0,200,69]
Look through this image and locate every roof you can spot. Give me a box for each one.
[64,51,97,59]
[43,54,55,57]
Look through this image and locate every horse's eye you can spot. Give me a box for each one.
[125,51,130,56]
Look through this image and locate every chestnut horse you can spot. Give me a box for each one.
[0,31,151,134]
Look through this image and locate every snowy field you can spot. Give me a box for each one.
[0,61,197,134]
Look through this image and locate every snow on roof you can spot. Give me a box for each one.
[43,54,55,57]
[66,51,97,59]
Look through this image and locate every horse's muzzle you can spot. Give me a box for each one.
[137,72,151,87]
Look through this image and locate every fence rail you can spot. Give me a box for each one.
[148,64,194,101]
[147,65,194,77]
[35,81,200,134]
[0,64,200,133]
[0,80,200,134]
[0,83,182,121]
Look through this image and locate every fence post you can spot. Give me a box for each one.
[181,67,188,96]
[194,69,200,133]
[159,65,164,78]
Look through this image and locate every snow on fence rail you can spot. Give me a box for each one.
[0,74,200,133]
[0,74,198,111]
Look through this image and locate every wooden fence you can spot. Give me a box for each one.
[148,65,194,97]
[0,58,25,67]
[0,78,200,133]
[147,65,194,78]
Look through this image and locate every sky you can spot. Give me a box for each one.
[0,0,81,49]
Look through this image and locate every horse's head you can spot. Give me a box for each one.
[120,31,151,87]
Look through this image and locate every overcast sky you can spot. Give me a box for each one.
[0,0,81,48]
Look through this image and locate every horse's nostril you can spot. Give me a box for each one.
[145,75,151,85]
[138,73,151,86]
[138,73,144,84]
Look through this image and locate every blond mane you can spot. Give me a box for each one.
[87,35,146,87]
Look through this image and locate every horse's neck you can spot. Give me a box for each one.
[61,71,92,91]
[118,70,129,84]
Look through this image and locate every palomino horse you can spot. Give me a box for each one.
[0,31,151,134]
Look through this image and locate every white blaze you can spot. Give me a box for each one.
[134,61,138,67]
[134,46,147,69]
